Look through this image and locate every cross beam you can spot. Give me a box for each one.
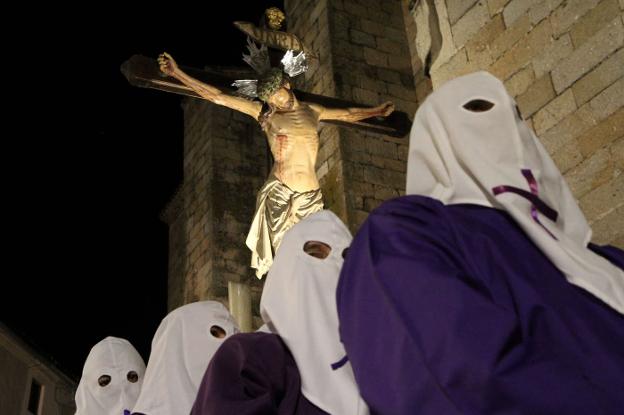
[121,55,411,138]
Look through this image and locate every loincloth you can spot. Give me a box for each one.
[246,174,324,278]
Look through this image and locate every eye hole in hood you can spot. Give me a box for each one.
[303,241,332,259]
[98,375,111,387]
[126,371,139,383]
[210,325,227,339]
[463,99,495,112]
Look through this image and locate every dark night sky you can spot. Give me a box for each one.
[3,2,282,380]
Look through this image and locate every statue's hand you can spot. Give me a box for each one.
[158,52,178,76]
[378,101,395,117]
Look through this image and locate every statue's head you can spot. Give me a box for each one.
[232,37,305,110]
[257,68,293,109]
[265,7,286,30]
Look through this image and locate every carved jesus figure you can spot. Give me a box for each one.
[158,53,394,278]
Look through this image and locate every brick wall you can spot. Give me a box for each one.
[407,0,623,247]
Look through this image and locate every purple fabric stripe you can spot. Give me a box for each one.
[491,186,558,222]
[492,169,558,240]
[330,355,349,370]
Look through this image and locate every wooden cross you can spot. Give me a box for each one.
[121,55,411,138]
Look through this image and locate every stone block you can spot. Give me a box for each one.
[550,0,601,37]
[364,47,389,67]
[387,83,418,101]
[570,0,621,47]
[388,53,413,71]
[364,197,383,211]
[488,0,510,16]
[491,14,531,60]
[551,18,623,93]
[589,205,624,244]
[577,108,624,157]
[533,89,577,135]
[432,48,470,88]
[398,144,409,161]
[504,65,536,97]
[503,0,540,27]
[588,77,624,121]
[465,14,506,67]
[564,147,613,198]
[377,68,402,84]
[361,18,385,36]
[343,0,369,19]
[552,140,584,173]
[516,74,556,117]
[539,106,596,154]
[377,37,404,54]
[447,0,479,24]
[572,47,624,106]
[451,1,490,49]
[532,33,573,78]
[385,26,407,42]
[489,18,552,80]
[353,86,380,104]
[374,185,399,200]
[350,28,377,47]
[367,138,398,159]
[351,209,370,229]
[579,173,623,222]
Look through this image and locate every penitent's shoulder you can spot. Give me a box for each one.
[353,195,458,258]
[366,195,450,232]
[217,332,290,362]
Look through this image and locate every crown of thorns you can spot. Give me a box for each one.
[232,37,308,101]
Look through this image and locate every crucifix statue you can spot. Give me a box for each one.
[157,38,394,279]
[121,9,410,325]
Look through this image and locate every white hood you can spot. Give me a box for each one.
[131,301,239,415]
[261,210,369,415]
[75,336,145,415]
[406,71,624,314]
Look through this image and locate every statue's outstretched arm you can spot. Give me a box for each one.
[158,53,262,120]
[313,101,394,123]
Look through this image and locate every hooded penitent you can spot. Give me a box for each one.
[261,210,369,415]
[336,72,624,414]
[75,337,145,415]
[131,301,238,415]
[406,71,623,314]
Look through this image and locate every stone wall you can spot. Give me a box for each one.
[407,0,623,247]
[285,0,418,231]
[162,99,268,313]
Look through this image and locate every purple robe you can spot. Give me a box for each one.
[337,195,624,415]
[190,332,327,415]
